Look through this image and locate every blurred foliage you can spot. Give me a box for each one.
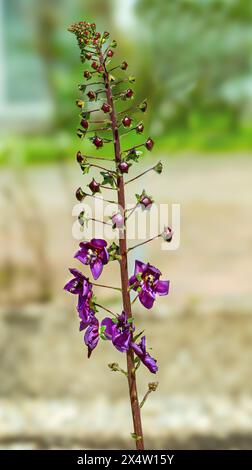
[136,0,252,147]
[1,0,252,166]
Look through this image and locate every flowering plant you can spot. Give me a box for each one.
[65,21,172,449]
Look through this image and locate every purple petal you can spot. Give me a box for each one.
[84,317,99,358]
[74,247,89,265]
[139,289,155,309]
[69,268,84,279]
[134,260,147,276]
[156,280,170,296]
[64,278,80,294]
[129,275,137,287]
[100,247,109,264]
[101,317,115,340]
[82,278,91,297]
[112,329,131,353]
[91,238,107,249]
[142,353,158,374]
[91,259,103,280]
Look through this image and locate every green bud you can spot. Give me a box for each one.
[154,161,163,174]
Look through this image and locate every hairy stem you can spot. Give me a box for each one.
[100,52,145,450]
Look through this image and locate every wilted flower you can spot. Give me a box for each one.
[131,336,158,373]
[111,212,124,229]
[75,238,109,280]
[129,260,169,309]
[162,226,173,242]
[84,315,100,357]
[153,161,163,174]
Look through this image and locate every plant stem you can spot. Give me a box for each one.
[92,282,121,291]
[100,52,145,450]
[94,303,118,318]
[125,167,154,185]
[128,234,161,252]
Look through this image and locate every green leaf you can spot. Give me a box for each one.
[133,330,145,343]
[100,171,116,188]
[131,433,142,441]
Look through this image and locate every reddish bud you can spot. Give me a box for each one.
[81,119,89,129]
[121,61,128,70]
[87,90,96,101]
[91,61,98,70]
[85,52,92,60]
[98,65,104,73]
[76,151,83,163]
[89,178,101,193]
[145,138,154,151]
[95,32,101,39]
[118,161,130,174]
[101,103,111,113]
[122,116,132,127]
[136,123,144,133]
[125,88,134,99]
[92,136,103,148]
[107,49,114,58]
[84,70,91,79]
[76,187,86,201]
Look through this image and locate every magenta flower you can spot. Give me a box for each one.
[84,315,100,357]
[75,238,109,280]
[64,268,92,297]
[129,260,169,309]
[101,311,133,353]
[131,336,158,374]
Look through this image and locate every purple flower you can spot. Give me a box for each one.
[77,292,95,331]
[74,238,109,280]
[101,311,132,353]
[84,315,100,358]
[64,268,92,297]
[131,336,158,374]
[129,260,169,309]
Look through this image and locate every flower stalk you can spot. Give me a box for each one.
[65,21,171,451]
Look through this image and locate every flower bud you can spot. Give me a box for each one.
[154,161,163,174]
[98,65,104,73]
[111,40,117,48]
[101,103,111,113]
[162,226,173,242]
[91,61,98,70]
[136,123,144,133]
[107,49,114,58]
[89,178,101,194]
[76,187,86,201]
[136,190,154,210]
[76,151,84,163]
[84,70,91,80]
[121,61,128,70]
[122,116,132,127]
[81,119,89,129]
[145,138,154,151]
[139,99,147,112]
[125,88,134,99]
[92,136,103,148]
[118,161,130,174]
[111,213,124,229]
[103,31,110,39]
[85,52,92,60]
[76,99,84,108]
[87,90,96,101]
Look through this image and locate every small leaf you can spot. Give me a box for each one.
[131,433,142,441]
[100,171,116,188]
[133,330,144,343]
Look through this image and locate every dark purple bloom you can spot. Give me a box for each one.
[74,238,109,280]
[77,291,95,331]
[129,260,169,309]
[101,311,132,353]
[84,315,99,357]
[131,336,158,374]
[64,268,92,297]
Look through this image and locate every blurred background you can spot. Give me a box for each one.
[0,0,252,449]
